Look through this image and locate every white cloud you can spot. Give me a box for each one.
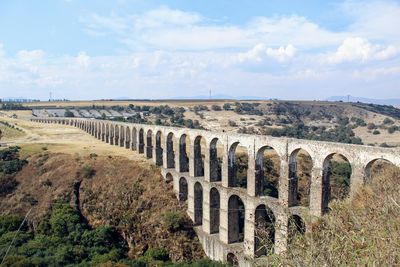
[134,6,202,29]
[328,37,399,63]
[76,52,91,69]
[16,49,45,62]
[238,44,296,63]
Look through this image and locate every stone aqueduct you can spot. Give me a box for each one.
[32,117,400,266]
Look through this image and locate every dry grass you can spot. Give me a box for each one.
[261,166,400,266]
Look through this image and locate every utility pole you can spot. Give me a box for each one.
[209,89,211,100]
[49,92,52,102]
[347,95,350,102]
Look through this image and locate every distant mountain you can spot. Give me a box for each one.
[174,94,272,100]
[327,96,400,107]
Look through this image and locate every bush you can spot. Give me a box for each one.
[144,247,169,262]
[373,130,380,135]
[162,212,185,232]
[211,105,221,111]
[367,123,376,130]
[222,103,231,110]
[81,165,96,179]
[383,118,394,125]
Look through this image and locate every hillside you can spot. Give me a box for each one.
[261,165,400,266]
[0,148,211,265]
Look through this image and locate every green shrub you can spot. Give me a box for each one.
[81,165,96,178]
[144,247,169,261]
[373,130,380,135]
[162,212,185,232]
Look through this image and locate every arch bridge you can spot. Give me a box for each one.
[31,117,400,266]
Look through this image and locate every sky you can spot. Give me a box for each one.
[0,0,399,100]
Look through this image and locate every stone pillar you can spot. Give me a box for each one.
[221,150,229,187]
[219,189,229,244]
[309,162,323,218]
[279,157,289,208]
[187,179,195,221]
[202,183,211,234]
[175,140,181,173]
[350,164,364,197]
[274,211,289,254]
[247,148,256,197]
[189,140,195,177]
[204,144,211,182]
[162,136,169,169]
[244,200,256,258]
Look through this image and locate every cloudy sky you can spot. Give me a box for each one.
[0,0,399,100]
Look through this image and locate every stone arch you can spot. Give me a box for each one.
[101,123,105,141]
[146,129,153,158]
[155,131,163,166]
[255,146,280,198]
[138,128,144,153]
[194,135,205,177]
[228,194,245,243]
[132,128,137,151]
[109,124,115,145]
[125,126,131,149]
[210,138,223,182]
[288,148,313,207]
[228,142,248,188]
[179,134,189,172]
[119,125,125,147]
[226,253,238,266]
[179,177,188,201]
[166,133,175,168]
[105,124,110,143]
[165,172,173,182]
[365,158,395,184]
[114,124,120,146]
[254,204,275,257]
[210,187,220,234]
[194,182,203,226]
[322,153,352,213]
[288,214,305,244]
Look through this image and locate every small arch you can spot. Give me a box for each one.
[228,142,248,189]
[226,253,238,266]
[105,124,110,143]
[166,133,175,168]
[194,182,203,226]
[210,138,223,182]
[165,172,173,182]
[138,129,144,153]
[179,177,188,202]
[210,187,220,234]
[228,195,245,243]
[119,125,125,147]
[109,124,115,145]
[114,124,120,146]
[132,128,137,151]
[125,126,131,149]
[155,131,163,166]
[101,123,106,141]
[288,148,313,207]
[255,146,280,198]
[179,134,189,172]
[254,204,275,257]
[194,136,206,177]
[146,130,153,158]
[288,215,306,244]
[322,153,352,213]
[365,158,395,184]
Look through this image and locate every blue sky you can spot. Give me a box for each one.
[0,0,399,100]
